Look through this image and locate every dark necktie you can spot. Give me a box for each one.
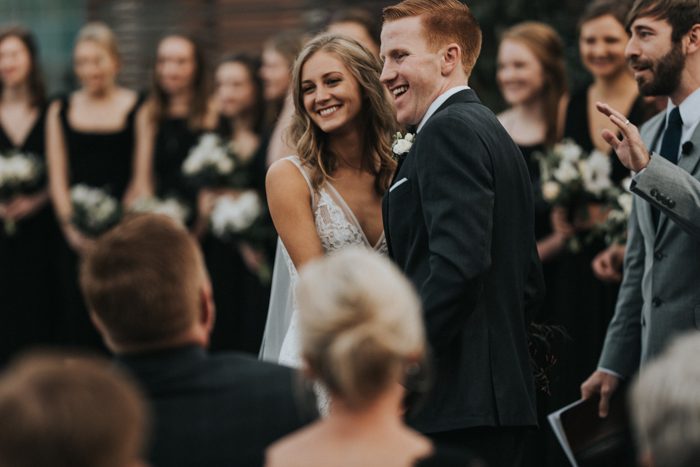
[659,106,683,164]
[652,106,683,227]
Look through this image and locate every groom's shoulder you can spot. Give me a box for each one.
[423,100,501,137]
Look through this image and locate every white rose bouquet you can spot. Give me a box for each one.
[210,191,272,283]
[129,196,190,226]
[591,178,633,246]
[0,151,44,200]
[0,151,46,234]
[537,140,617,207]
[537,140,623,251]
[181,133,236,189]
[70,184,121,237]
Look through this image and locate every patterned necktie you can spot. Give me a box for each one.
[653,107,683,227]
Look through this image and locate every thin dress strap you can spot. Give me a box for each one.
[283,155,316,209]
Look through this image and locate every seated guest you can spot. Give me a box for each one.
[630,332,700,467]
[80,214,317,467]
[0,353,148,467]
[265,248,479,467]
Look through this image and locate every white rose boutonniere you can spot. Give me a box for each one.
[392,132,414,159]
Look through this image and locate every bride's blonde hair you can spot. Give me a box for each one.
[289,34,397,195]
[296,248,426,409]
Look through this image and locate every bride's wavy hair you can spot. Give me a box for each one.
[289,34,397,195]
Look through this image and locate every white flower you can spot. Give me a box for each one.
[542,181,561,201]
[608,209,626,222]
[392,132,415,156]
[580,150,612,196]
[211,191,261,236]
[558,140,584,162]
[182,133,234,177]
[617,193,633,216]
[130,196,189,225]
[553,160,580,184]
[0,152,42,189]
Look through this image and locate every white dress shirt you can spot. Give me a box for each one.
[416,85,470,133]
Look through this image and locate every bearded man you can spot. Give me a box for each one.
[582,0,700,417]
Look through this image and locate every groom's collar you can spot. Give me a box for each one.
[416,85,470,133]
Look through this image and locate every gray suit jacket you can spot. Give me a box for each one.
[599,110,700,377]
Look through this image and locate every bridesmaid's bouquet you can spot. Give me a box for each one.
[130,196,190,226]
[0,151,44,200]
[70,184,121,237]
[210,191,272,283]
[0,151,45,234]
[210,191,263,240]
[591,179,633,246]
[181,133,235,189]
[537,140,620,251]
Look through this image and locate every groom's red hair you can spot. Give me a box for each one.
[383,0,482,76]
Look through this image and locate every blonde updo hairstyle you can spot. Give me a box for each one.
[296,248,426,409]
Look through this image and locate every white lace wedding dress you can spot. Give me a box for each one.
[259,156,387,411]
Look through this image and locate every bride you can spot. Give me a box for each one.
[259,33,397,368]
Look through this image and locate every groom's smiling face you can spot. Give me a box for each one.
[380,16,444,126]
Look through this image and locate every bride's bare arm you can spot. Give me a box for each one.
[266,159,324,269]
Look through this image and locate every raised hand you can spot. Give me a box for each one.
[596,101,651,172]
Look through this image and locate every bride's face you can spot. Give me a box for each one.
[300,51,362,136]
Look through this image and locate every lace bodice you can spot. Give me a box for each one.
[280,156,387,280]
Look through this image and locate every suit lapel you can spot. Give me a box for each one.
[656,120,700,242]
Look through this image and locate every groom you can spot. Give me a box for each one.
[380,1,544,466]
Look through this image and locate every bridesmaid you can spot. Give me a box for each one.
[201,53,271,354]
[261,31,306,167]
[497,22,568,265]
[144,33,217,224]
[46,22,147,350]
[496,23,569,467]
[0,26,59,365]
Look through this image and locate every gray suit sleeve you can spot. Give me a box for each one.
[598,196,644,377]
[632,155,700,240]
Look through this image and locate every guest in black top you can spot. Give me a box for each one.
[0,26,60,365]
[81,214,317,467]
[46,23,147,350]
[143,34,217,224]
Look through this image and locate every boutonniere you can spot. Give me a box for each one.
[392,132,414,159]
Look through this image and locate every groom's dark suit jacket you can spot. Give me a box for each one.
[383,89,545,433]
[117,345,317,467]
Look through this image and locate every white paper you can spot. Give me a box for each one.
[547,398,587,467]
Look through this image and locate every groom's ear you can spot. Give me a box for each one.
[441,43,461,76]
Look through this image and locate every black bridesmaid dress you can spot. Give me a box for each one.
[55,93,144,351]
[0,108,61,366]
[153,117,202,216]
[543,87,651,466]
[202,123,272,355]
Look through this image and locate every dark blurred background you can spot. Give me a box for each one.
[0,0,592,109]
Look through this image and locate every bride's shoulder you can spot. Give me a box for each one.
[266,156,314,202]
